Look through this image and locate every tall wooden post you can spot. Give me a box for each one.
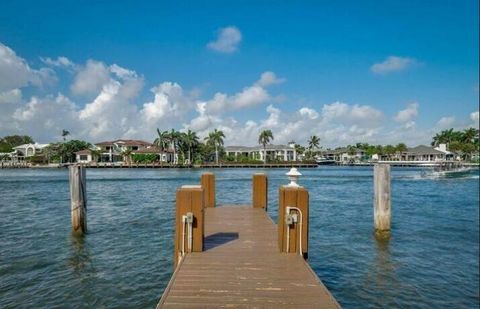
[174,185,205,268]
[374,164,391,233]
[278,186,309,259]
[252,173,268,210]
[200,172,215,208]
[69,165,87,236]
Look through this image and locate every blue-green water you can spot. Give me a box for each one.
[0,167,478,308]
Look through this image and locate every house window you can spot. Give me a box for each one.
[80,155,88,161]
[132,146,139,151]
[106,146,111,151]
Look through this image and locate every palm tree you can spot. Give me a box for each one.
[121,149,132,165]
[154,129,169,166]
[258,130,274,164]
[205,129,225,164]
[308,135,320,149]
[182,129,199,164]
[294,144,305,161]
[431,133,441,146]
[90,148,102,163]
[307,135,320,159]
[462,128,477,144]
[166,129,180,164]
[62,129,70,142]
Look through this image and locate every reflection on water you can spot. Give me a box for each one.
[370,237,397,306]
[0,167,478,308]
[68,235,94,275]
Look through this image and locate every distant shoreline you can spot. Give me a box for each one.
[2,162,478,169]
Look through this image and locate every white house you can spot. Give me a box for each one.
[13,143,49,158]
[75,139,176,164]
[75,149,94,163]
[323,148,367,163]
[225,144,297,161]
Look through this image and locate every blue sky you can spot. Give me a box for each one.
[0,0,478,146]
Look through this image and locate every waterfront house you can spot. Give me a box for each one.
[130,146,176,163]
[225,144,297,161]
[75,149,96,163]
[399,145,449,162]
[94,139,153,162]
[75,139,177,163]
[322,148,367,163]
[375,144,453,163]
[12,143,50,159]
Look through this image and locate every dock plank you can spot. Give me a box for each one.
[158,206,339,308]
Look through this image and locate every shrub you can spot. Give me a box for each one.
[26,155,47,164]
[131,153,158,163]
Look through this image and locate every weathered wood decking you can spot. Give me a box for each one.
[158,206,339,308]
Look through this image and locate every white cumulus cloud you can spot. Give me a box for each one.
[470,111,479,128]
[436,116,455,129]
[255,71,286,87]
[0,43,56,92]
[71,60,111,96]
[371,56,418,75]
[41,56,75,68]
[395,102,419,123]
[0,88,22,104]
[207,26,242,53]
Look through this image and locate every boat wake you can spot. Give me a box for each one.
[417,167,479,180]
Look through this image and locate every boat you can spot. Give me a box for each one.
[422,165,478,178]
[315,157,336,165]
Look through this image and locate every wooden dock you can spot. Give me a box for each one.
[158,206,339,308]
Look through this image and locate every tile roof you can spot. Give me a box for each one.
[406,145,444,155]
[95,139,153,147]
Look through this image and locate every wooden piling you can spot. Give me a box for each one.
[252,173,268,210]
[174,185,205,268]
[200,172,215,208]
[374,164,391,233]
[278,186,309,258]
[69,165,87,236]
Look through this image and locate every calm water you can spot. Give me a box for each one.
[0,167,478,308]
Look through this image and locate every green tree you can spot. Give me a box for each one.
[62,129,70,141]
[90,148,102,163]
[384,145,396,160]
[431,127,479,161]
[294,144,305,161]
[166,129,181,164]
[44,140,92,163]
[121,148,132,164]
[154,129,169,166]
[205,129,225,164]
[0,135,35,152]
[181,129,199,164]
[258,130,274,164]
[462,128,478,144]
[306,135,320,159]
